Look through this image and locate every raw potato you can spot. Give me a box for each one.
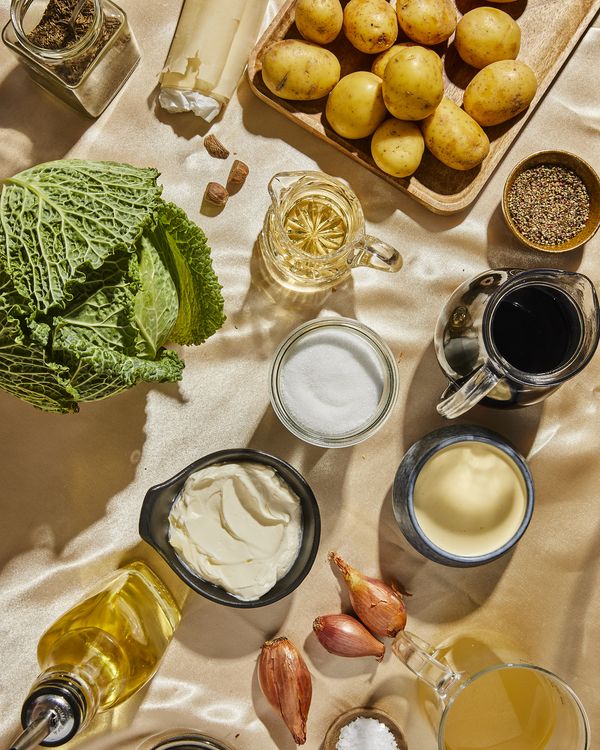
[397,0,457,46]
[261,40,340,100]
[371,43,416,78]
[455,8,520,69]
[343,0,398,54]
[326,71,387,139]
[421,97,490,170]
[295,0,343,45]
[463,60,538,126]
[371,118,425,177]
[383,45,444,121]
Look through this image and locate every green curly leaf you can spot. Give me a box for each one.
[0,160,224,413]
[0,160,162,314]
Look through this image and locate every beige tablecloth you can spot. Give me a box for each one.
[1,1,599,749]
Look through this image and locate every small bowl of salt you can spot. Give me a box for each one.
[323,707,407,750]
[269,317,399,448]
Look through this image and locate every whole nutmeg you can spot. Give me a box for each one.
[204,182,229,207]
[204,134,229,159]
[227,160,249,193]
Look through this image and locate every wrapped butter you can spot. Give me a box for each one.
[159,0,269,121]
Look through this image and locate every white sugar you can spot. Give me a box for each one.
[336,716,400,750]
[279,327,384,436]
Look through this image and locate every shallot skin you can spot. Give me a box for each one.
[258,637,312,745]
[329,552,407,637]
[313,613,385,661]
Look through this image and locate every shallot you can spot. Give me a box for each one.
[257,636,312,745]
[329,552,407,638]
[313,613,385,661]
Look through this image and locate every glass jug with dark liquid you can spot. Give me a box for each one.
[435,269,600,418]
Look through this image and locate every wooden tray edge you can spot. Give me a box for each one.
[247,0,600,215]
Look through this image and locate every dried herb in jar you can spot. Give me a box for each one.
[507,164,590,246]
[27,0,121,86]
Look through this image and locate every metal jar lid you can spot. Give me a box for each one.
[143,732,234,750]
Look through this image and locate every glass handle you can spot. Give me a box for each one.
[436,365,500,419]
[349,235,403,273]
[392,632,463,702]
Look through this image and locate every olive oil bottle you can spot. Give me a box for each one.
[10,562,181,749]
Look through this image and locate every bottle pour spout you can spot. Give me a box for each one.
[10,679,86,749]
[10,710,55,750]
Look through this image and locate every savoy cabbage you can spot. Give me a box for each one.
[0,159,225,413]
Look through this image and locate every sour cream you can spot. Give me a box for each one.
[168,462,302,601]
[413,442,528,557]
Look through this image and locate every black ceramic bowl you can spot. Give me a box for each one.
[139,449,321,608]
[392,426,534,567]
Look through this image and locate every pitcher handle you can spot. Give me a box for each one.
[348,235,403,273]
[436,365,500,419]
[392,631,463,702]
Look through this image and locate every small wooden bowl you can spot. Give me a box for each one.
[502,150,600,253]
[323,707,408,750]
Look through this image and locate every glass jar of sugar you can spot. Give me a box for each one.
[269,317,399,448]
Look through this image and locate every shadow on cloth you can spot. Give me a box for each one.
[0,382,181,571]
[246,406,354,543]
[0,65,91,176]
[216,237,358,364]
[486,203,584,271]
[377,484,514,624]
[401,340,543,458]
[175,588,292,660]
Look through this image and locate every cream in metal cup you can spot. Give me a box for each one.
[269,317,399,448]
[392,426,534,566]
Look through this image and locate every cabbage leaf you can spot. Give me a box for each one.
[0,160,225,413]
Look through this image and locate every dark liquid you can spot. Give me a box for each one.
[491,285,581,374]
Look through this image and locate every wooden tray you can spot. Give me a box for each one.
[248,0,600,214]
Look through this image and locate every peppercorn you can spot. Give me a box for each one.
[507,164,590,246]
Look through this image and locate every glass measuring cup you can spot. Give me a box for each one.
[434,269,600,418]
[258,171,402,292]
[393,631,590,750]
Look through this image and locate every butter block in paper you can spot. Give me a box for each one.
[159,0,268,121]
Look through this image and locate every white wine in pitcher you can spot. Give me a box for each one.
[260,171,402,292]
[443,666,557,750]
[283,193,350,257]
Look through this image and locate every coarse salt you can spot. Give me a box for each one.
[336,716,400,750]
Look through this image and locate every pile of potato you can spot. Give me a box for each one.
[260,0,538,178]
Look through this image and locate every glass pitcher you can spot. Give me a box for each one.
[393,631,590,750]
[434,269,600,418]
[258,171,402,293]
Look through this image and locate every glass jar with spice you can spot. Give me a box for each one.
[2,0,140,117]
